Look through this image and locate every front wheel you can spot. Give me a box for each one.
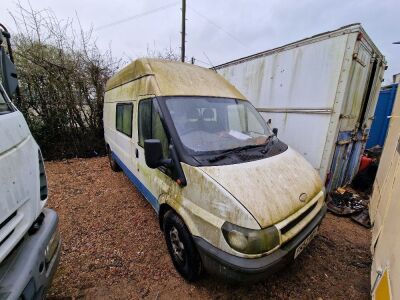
[163,210,202,281]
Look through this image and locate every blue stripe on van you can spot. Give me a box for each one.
[112,152,160,213]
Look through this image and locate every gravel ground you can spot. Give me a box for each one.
[45,157,371,299]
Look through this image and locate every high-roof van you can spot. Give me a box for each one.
[103,58,327,282]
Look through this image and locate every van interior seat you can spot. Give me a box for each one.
[201,108,220,133]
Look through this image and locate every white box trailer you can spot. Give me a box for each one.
[215,24,385,192]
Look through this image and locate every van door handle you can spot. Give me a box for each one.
[135,148,139,158]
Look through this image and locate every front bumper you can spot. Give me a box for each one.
[0,208,61,300]
[194,204,327,283]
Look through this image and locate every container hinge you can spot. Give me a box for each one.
[339,114,355,119]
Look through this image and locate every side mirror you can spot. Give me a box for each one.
[144,139,172,169]
[272,128,278,136]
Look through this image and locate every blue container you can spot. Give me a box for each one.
[366,84,398,149]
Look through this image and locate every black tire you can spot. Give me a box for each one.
[107,145,121,172]
[163,210,202,282]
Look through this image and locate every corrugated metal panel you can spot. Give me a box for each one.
[366,84,398,148]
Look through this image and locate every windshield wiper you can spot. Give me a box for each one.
[208,144,264,163]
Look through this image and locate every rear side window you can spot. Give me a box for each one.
[116,103,133,137]
[0,88,12,114]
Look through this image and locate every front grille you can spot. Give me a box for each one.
[38,150,48,200]
[281,202,318,235]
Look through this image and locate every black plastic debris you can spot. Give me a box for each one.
[351,208,371,229]
[326,188,366,216]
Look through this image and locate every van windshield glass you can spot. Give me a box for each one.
[165,97,272,153]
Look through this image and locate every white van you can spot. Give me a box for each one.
[103,58,326,282]
[0,29,60,298]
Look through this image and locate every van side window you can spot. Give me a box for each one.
[138,99,169,158]
[116,103,133,137]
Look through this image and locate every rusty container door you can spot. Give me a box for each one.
[326,35,385,191]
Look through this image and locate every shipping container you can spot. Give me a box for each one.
[215,24,386,192]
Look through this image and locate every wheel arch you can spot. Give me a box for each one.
[158,203,174,231]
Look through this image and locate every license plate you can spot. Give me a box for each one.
[294,226,319,259]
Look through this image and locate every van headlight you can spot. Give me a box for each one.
[45,228,60,265]
[222,222,280,254]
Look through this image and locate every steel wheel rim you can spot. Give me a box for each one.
[169,226,185,263]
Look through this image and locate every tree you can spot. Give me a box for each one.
[9,2,121,159]
[146,42,180,61]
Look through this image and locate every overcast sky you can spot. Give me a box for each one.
[1,0,399,83]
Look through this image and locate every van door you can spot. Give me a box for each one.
[135,97,174,212]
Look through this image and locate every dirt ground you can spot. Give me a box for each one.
[45,157,371,299]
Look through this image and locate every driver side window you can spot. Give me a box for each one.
[138,99,169,158]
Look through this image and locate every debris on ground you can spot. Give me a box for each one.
[351,208,371,229]
[327,146,383,229]
[327,188,366,216]
[326,186,371,228]
[45,157,371,299]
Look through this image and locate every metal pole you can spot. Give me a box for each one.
[181,0,186,62]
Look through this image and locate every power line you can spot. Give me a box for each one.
[95,2,179,31]
[187,6,249,50]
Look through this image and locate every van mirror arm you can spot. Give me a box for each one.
[169,144,187,187]
[160,158,173,168]
[144,139,187,187]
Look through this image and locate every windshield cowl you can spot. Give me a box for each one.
[194,138,288,166]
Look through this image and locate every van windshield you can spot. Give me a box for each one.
[165,97,272,153]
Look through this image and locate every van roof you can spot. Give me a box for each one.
[105,58,246,100]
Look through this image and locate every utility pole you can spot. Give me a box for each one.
[181,0,186,62]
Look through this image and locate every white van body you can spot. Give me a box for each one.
[0,84,60,298]
[215,24,385,193]
[103,59,326,281]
